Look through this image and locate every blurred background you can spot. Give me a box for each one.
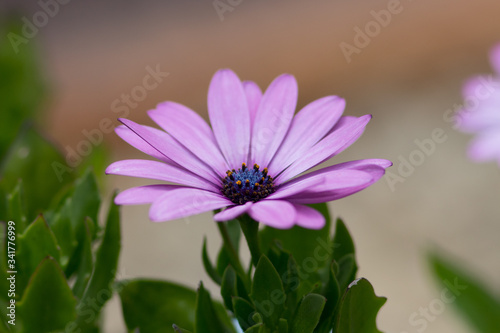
[2,0,500,332]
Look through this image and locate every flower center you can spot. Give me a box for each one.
[221,163,276,205]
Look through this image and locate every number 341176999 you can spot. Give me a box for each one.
[7,221,15,270]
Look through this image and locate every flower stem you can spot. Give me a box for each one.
[239,214,262,267]
[216,221,247,283]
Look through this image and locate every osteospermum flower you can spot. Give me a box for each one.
[106,69,391,229]
[456,44,500,166]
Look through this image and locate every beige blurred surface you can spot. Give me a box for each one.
[3,0,500,332]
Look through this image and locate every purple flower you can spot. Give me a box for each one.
[106,69,391,229]
[457,44,500,166]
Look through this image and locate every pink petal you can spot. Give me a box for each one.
[467,130,500,163]
[148,102,229,177]
[293,204,325,229]
[276,115,372,183]
[248,200,296,229]
[285,163,389,204]
[457,76,500,132]
[268,96,345,176]
[461,76,500,103]
[303,159,392,177]
[208,69,250,169]
[149,188,230,222]
[119,118,220,185]
[106,159,217,192]
[286,180,382,204]
[115,184,183,205]
[250,74,298,167]
[281,159,390,204]
[214,202,253,221]
[115,125,172,163]
[490,43,500,74]
[266,174,326,200]
[456,107,500,133]
[243,81,263,132]
[270,169,373,200]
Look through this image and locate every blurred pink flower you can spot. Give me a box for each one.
[106,69,391,229]
[457,44,500,166]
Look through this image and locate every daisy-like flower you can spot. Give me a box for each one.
[456,44,500,166]
[106,69,391,229]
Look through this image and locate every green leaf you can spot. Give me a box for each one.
[120,279,197,332]
[336,254,358,294]
[214,301,237,333]
[16,215,61,296]
[0,125,75,220]
[0,187,6,222]
[47,195,76,270]
[72,218,94,299]
[428,252,500,333]
[0,299,11,332]
[216,219,241,277]
[5,180,28,233]
[278,318,288,333]
[237,271,251,302]
[70,168,100,236]
[2,181,28,295]
[233,297,257,331]
[221,265,237,311]
[315,262,341,332]
[18,257,77,333]
[195,281,235,333]
[251,255,286,329]
[173,325,193,333]
[202,237,222,285]
[334,278,386,333]
[281,255,300,319]
[332,218,354,262]
[259,203,332,282]
[63,170,101,278]
[0,18,46,160]
[290,293,326,333]
[244,323,263,333]
[266,242,291,280]
[75,196,121,329]
[0,223,8,303]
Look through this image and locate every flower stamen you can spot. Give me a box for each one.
[222,163,275,205]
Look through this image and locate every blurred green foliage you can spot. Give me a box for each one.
[0,15,119,333]
[429,252,500,333]
[0,19,46,161]
[0,164,121,332]
[0,125,76,222]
